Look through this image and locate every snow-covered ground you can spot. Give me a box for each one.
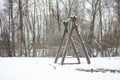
[0,57,120,80]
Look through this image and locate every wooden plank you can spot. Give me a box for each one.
[61,27,74,65]
[54,21,68,63]
[54,29,67,63]
[74,25,90,64]
[70,37,80,64]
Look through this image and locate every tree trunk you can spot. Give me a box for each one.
[19,0,23,56]
[10,0,15,56]
[98,0,103,57]
[56,0,61,32]
[88,0,99,57]
[33,0,36,57]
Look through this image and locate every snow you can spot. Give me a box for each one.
[0,57,120,80]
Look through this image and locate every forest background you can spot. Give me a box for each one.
[0,0,120,57]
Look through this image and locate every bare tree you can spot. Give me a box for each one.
[19,0,23,56]
[56,0,61,32]
[10,0,15,56]
[87,0,99,57]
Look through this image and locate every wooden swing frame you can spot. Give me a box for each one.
[54,16,90,65]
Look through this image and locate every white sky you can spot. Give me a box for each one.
[0,0,4,9]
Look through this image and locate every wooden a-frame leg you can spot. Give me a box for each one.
[61,27,74,65]
[54,29,67,63]
[70,37,80,64]
[74,26,91,64]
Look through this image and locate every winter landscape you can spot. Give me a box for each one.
[0,0,120,80]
